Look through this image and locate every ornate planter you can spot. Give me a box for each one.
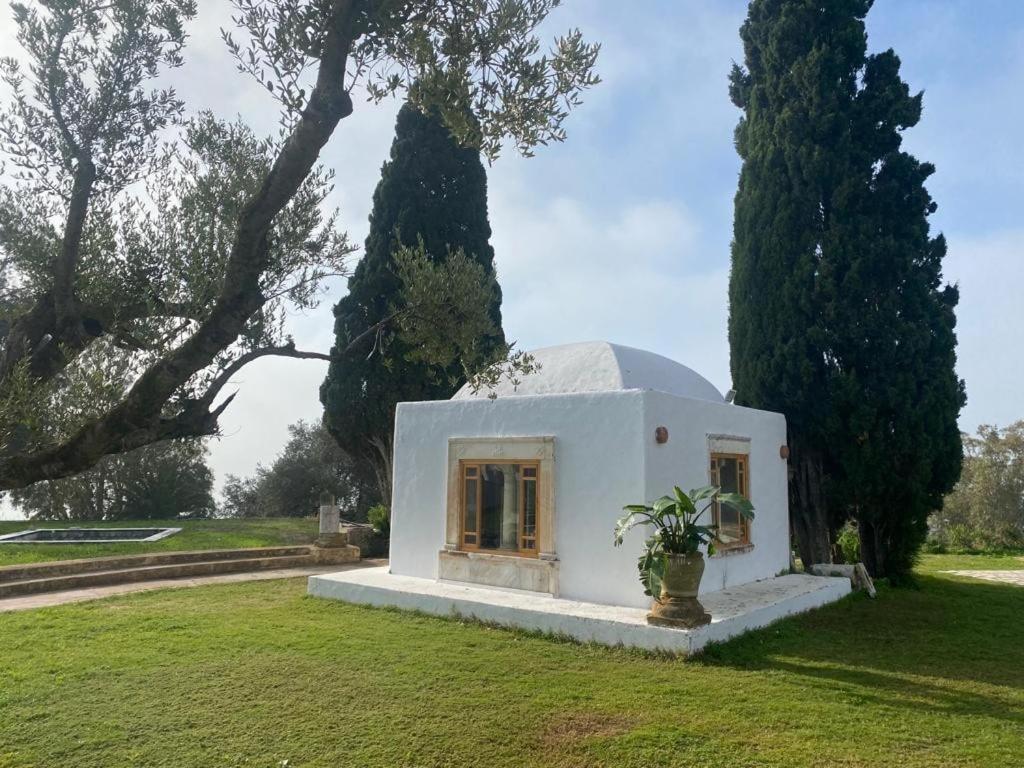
[646,552,712,628]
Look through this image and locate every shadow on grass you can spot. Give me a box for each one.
[762,657,1024,725]
[694,572,1024,721]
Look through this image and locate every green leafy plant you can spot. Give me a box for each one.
[367,504,391,538]
[836,522,861,563]
[614,485,754,597]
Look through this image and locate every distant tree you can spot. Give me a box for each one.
[321,101,504,503]
[11,440,215,520]
[728,0,963,579]
[220,473,260,519]
[0,0,599,490]
[932,423,1024,551]
[221,420,375,518]
[254,419,373,517]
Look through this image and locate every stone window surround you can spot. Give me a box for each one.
[707,434,754,558]
[440,436,558,595]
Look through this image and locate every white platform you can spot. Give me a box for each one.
[308,567,851,655]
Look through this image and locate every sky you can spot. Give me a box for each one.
[1,1,1022,518]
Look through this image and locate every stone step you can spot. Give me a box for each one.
[0,553,324,599]
[0,546,315,583]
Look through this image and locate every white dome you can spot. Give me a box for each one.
[452,341,724,402]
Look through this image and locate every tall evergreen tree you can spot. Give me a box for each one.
[729,0,963,578]
[729,0,864,567]
[822,52,965,580]
[321,102,504,503]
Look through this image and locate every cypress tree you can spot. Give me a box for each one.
[822,51,965,580]
[729,0,867,567]
[320,102,504,504]
[729,0,964,578]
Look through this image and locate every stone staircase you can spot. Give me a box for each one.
[0,545,359,599]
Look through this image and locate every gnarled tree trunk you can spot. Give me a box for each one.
[857,518,887,579]
[787,432,833,568]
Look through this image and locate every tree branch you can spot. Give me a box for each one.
[53,157,96,327]
[0,0,362,490]
[339,307,405,358]
[109,298,204,323]
[199,343,331,409]
[0,9,99,387]
[262,270,348,302]
[43,10,82,162]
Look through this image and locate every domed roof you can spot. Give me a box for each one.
[452,341,724,402]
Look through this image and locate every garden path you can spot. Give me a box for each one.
[943,569,1024,587]
[0,560,381,612]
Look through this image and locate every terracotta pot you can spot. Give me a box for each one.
[647,552,712,629]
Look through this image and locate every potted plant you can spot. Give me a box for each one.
[614,485,754,628]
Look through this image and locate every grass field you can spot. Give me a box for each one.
[914,549,1024,573]
[0,518,318,566]
[0,553,1022,767]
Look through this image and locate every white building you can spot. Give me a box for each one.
[389,341,791,609]
[311,341,851,653]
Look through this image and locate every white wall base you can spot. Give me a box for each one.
[308,567,851,656]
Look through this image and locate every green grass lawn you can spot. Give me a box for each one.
[0,518,318,566]
[1,557,1022,767]
[915,550,1024,574]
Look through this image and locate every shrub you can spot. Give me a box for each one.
[922,537,947,554]
[367,505,391,538]
[836,522,861,563]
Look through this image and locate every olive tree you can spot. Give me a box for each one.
[0,0,599,489]
[933,422,1024,551]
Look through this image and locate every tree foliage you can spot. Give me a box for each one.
[11,438,215,520]
[219,419,374,518]
[0,0,599,490]
[931,422,1024,551]
[729,0,963,578]
[321,101,504,502]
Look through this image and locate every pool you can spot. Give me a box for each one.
[0,527,182,544]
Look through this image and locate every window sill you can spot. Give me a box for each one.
[450,547,539,561]
[438,549,558,594]
[710,543,754,559]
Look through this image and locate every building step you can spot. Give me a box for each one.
[0,546,315,584]
[0,553,326,599]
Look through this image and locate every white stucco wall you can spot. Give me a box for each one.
[389,391,647,607]
[641,390,790,595]
[389,388,790,610]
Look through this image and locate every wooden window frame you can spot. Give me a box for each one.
[459,460,541,558]
[710,452,751,549]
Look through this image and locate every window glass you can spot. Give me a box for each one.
[463,478,478,534]
[711,454,749,547]
[461,462,538,554]
[480,463,520,550]
[522,477,537,549]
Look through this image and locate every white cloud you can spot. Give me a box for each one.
[210,356,330,481]
[490,190,732,395]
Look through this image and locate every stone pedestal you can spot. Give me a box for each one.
[647,596,712,629]
[646,553,712,629]
[311,543,361,564]
[342,524,373,553]
[317,497,347,548]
